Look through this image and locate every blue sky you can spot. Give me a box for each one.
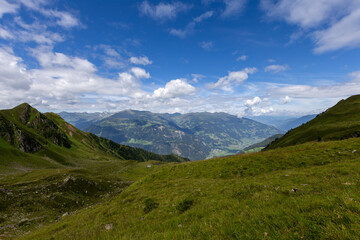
[0,0,360,117]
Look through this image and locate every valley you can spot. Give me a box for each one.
[60,110,281,160]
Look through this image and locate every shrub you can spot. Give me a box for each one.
[176,198,194,213]
[143,198,158,214]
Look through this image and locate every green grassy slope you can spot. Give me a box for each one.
[266,95,360,150]
[0,104,187,239]
[20,137,360,240]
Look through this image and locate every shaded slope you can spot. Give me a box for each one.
[267,95,360,150]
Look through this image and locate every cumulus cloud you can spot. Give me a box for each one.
[208,67,257,91]
[222,0,248,17]
[245,96,262,106]
[0,47,31,89]
[170,11,213,38]
[0,47,154,109]
[261,0,360,53]
[264,64,289,73]
[139,1,190,21]
[130,56,152,65]
[152,79,196,99]
[0,47,202,113]
[280,95,291,104]
[244,96,274,116]
[131,67,150,79]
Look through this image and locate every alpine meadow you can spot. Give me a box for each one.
[1,0,360,239]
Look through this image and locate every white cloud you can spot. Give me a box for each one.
[222,0,248,17]
[169,28,188,38]
[43,10,80,28]
[0,0,80,48]
[191,74,204,83]
[244,96,274,116]
[0,47,153,109]
[313,8,360,53]
[270,71,360,98]
[208,67,257,91]
[245,96,262,106]
[261,0,360,53]
[199,41,214,51]
[0,26,14,39]
[261,0,347,28]
[268,58,276,63]
[0,47,31,89]
[236,55,247,61]
[0,0,18,18]
[280,95,291,104]
[265,64,289,73]
[131,67,150,79]
[139,1,190,21]
[170,11,213,38]
[130,56,152,65]
[194,10,214,23]
[152,79,196,99]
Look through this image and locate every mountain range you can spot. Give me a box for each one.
[249,114,317,131]
[13,95,360,240]
[59,110,281,160]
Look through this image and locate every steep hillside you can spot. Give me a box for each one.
[65,110,280,160]
[20,137,360,239]
[0,104,187,239]
[267,95,360,150]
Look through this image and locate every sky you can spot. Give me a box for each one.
[0,0,360,117]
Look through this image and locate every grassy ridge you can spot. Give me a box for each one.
[267,95,360,150]
[20,137,360,239]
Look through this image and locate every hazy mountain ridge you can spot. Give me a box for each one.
[60,110,281,160]
[266,95,360,150]
[249,114,318,131]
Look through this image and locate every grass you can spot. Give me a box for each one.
[18,137,360,240]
